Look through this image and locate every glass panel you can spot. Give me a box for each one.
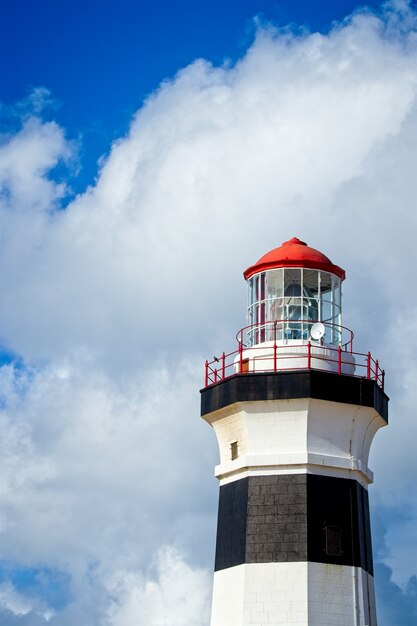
[248,277,254,306]
[284,269,301,339]
[321,298,332,344]
[300,299,310,321]
[302,297,319,322]
[284,269,301,296]
[287,304,301,322]
[275,320,285,341]
[332,304,341,324]
[266,269,283,299]
[320,271,332,295]
[319,271,332,342]
[260,272,265,300]
[322,299,332,322]
[283,291,302,339]
[333,324,342,346]
[303,269,319,297]
[303,269,319,322]
[248,304,255,327]
[332,275,341,322]
[247,278,254,334]
[269,296,284,322]
[284,296,302,307]
[283,297,301,323]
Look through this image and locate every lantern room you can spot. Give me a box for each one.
[243,237,345,346]
[204,237,384,388]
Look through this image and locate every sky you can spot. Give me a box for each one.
[1,0,417,624]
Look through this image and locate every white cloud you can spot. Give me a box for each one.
[2,3,417,365]
[0,117,72,211]
[106,547,211,626]
[1,1,417,622]
[0,356,216,570]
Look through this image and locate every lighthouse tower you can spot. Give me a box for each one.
[201,238,388,626]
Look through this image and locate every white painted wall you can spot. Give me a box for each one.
[203,398,386,485]
[210,562,376,626]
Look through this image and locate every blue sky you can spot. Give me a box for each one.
[1,1,417,625]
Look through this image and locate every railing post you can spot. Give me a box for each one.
[307,341,311,370]
[214,368,218,383]
[367,352,371,379]
[239,340,243,374]
[338,345,342,374]
[221,352,226,379]
[205,360,209,387]
[382,370,385,392]
[375,360,379,382]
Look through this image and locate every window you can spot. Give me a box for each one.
[230,441,238,460]
[324,525,343,556]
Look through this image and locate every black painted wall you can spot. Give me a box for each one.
[214,478,248,570]
[214,474,374,575]
[201,370,388,422]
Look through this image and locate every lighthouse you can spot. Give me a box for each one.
[201,238,388,626]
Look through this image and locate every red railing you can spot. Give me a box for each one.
[204,321,385,391]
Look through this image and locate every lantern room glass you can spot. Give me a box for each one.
[247,268,342,346]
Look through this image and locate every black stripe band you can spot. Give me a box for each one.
[201,370,388,421]
[214,473,374,574]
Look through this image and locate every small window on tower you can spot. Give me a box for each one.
[324,525,343,556]
[230,441,238,460]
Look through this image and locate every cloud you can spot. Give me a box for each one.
[375,564,417,626]
[1,1,417,623]
[2,1,417,366]
[0,117,72,210]
[372,502,417,624]
[106,547,211,626]
[0,581,55,624]
[0,356,216,568]
[0,549,211,626]
[0,356,215,624]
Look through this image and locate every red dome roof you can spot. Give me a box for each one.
[243,237,345,280]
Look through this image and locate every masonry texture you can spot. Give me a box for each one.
[246,474,307,564]
[214,474,373,574]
